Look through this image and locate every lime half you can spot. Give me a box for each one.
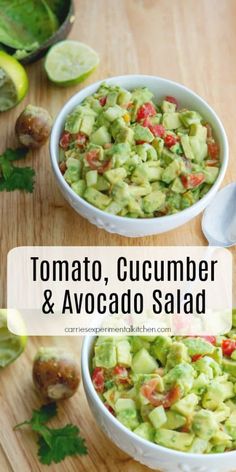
[0,51,29,112]
[0,309,27,368]
[45,40,99,87]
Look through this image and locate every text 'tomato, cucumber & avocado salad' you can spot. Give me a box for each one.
[59,83,220,218]
[90,311,236,454]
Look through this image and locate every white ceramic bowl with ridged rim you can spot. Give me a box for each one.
[50,75,229,238]
[81,335,236,472]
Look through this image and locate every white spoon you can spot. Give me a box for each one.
[202,182,236,247]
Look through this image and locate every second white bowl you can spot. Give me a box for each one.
[50,75,228,237]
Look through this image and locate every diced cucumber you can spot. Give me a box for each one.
[149,405,167,428]
[132,348,158,374]
[90,125,111,146]
[86,170,98,187]
[105,167,127,184]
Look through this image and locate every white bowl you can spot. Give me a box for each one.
[81,336,236,472]
[50,75,229,238]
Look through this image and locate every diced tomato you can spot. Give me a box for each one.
[137,102,156,122]
[86,149,112,174]
[181,172,205,189]
[113,365,130,384]
[142,118,165,138]
[74,132,87,149]
[104,403,115,415]
[164,134,177,148]
[191,354,203,362]
[99,96,107,107]
[208,142,219,160]
[141,379,181,409]
[59,131,71,149]
[222,339,236,357]
[165,95,179,108]
[59,161,67,175]
[162,385,181,409]
[149,124,166,138]
[136,140,146,145]
[92,367,105,393]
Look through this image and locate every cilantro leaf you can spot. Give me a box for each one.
[0,167,35,192]
[38,425,88,465]
[14,403,88,465]
[0,147,35,192]
[2,148,28,161]
[14,403,57,430]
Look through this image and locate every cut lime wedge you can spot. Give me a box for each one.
[0,51,28,111]
[0,309,27,368]
[44,40,99,87]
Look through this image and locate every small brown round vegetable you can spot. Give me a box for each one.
[33,347,80,401]
[15,105,52,149]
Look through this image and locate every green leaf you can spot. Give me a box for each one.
[45,0,69,23]
[38,425,88,465]
[0,0,59,51]
[2,148,28,161]
[14,403,57,431]
[0,167,35,192]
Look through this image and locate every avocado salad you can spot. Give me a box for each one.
[59,83,220,218]
[91,315,236,454]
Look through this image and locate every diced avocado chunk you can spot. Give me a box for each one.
[225,411,236,440]
[223,358,236,377]
[192,373,209,395]
[171,393,199,417]
[202,381,234,410]
[155,429,194,452]
[161,160,181,184]
[103,105,124,122]
[162,112,181,129]
[161,100,176,113]
[112,181,131,207]
[103,387,120,409]
[142,190,166,213]
[132,348,158,374]
[183,337,215,357]
[71,179,86,196]
[133,422,155,441]
[105,167,127,184]
[80,114,95,135]
[166,342,190,369]
[180,110,202,127]
[84,188,112,210]
[94,341,117,368]
[117,409,139,430]
[115,398,136,413]
[190,123,207,140]
[164,363,196,395]
[133,124,154,143]
[192,409,219,440]
[131,87,154,105]
[150,336,172,365]
[171,176,186,193]
[188,438,208,453]
[203,166,219,184]
[149,405,167,428]
[163,411,186,430]
[90,126,111,146]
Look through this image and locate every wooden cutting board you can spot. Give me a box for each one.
[0,0,236,470]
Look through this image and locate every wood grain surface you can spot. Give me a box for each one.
[0,0,236,471]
